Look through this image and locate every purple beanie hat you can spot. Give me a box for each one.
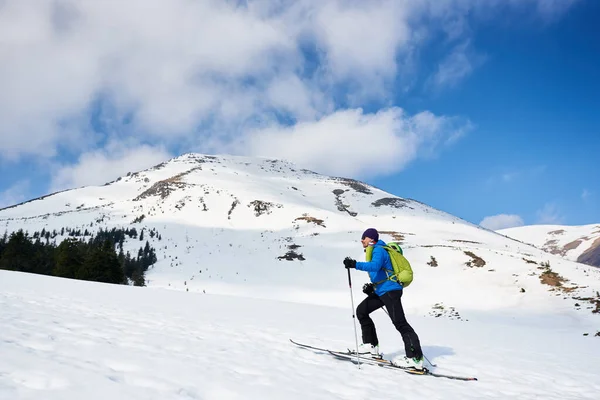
[361,228,379,242]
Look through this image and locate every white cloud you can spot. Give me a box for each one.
[0,0,298,158]
[536,203,563,225]
[480,214,525,231]
[422,0,580,89]
[429,41,486,90]
[307,0,412,96]
[486,165,546,186]
[231,107,471,178]
[502,172,518,183]
[0,181,30,209]
[0,0,579,187]
[582,189,591,202]
[50,142,172,191]
[265,75,327,121]
[534,0,580,21]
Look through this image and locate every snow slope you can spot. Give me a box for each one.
[2,153,600,398]
[500,224,600,267]
[1,270,600,400]
[1,153,600,322]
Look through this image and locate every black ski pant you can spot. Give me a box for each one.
[356,289,423,358]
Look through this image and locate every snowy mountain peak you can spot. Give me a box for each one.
[0,151,459,231]
[1,153,600,328]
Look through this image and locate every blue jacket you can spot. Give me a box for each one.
[355,240,403,296]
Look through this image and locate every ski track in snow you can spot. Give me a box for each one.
[1,271,600,400]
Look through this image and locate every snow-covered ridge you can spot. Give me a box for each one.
[500,224,600,268]
[1,153,600,327]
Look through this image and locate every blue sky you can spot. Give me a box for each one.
[371,0,600,228]
[0,0,598,230]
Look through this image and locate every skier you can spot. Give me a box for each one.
[343,228,424,370]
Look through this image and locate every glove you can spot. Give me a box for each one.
[343,257,356,269]
[362,283,374,295]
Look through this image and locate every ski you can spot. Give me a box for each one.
[290,339,376,358]
[289,339,333,353]
[327,350,478,381]
[290,339,477,382]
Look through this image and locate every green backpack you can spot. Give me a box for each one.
[387,242,403,255]
[366,242,413,288]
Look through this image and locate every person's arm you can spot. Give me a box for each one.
[355,247,385,272]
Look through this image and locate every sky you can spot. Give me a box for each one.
[0,0,598,230]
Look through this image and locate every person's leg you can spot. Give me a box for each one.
[356,294,385,346]
[381,290,423,358]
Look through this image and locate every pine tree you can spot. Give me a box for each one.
[0,231,7,255]
[131,268,145,286]
[79,240,125,284]
[32,238,55,275]
[101,239,125,284]
[143,241,157,270]
[122,251,136,279]
[0,230,35,272]
[118,247,125,266]
[0,226,157,285]
[54,238,84,279]
[77,247,101,282]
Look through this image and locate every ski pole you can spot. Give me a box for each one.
[380,307,437,367]
[347,267,361,368]
[423,354,437,368]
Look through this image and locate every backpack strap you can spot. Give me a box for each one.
[366,245,398,287]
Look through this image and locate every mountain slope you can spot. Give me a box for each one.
[500,224,600,268]
[2,270,600,400]
[1,153,600,323]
